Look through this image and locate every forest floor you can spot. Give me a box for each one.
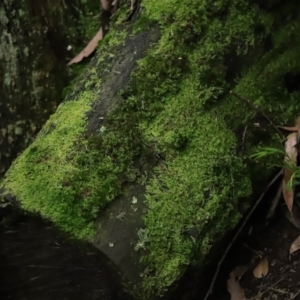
[210,199,300,300]
[238,214,300,300]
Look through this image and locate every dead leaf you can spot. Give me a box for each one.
[100,0,111,11]
[278,116,300,132]
[253,257,268,278]
[278,126,299,132]
[283,132,298,213]
[296,127,300,152]
[130,0,135,10]
[295,116,300,126]
[290,235,300,255]
[67,27,104,66]
[227,265,247,300]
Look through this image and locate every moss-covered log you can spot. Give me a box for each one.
[0,0,100,176]
[2,0,300,298]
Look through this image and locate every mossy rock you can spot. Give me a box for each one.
[2,0,300,298]
[0,0,100,176]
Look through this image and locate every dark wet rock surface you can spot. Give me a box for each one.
[86,26,160,133]
[93,182,147,285]
[85,26,161,285]
[0,214,131,300]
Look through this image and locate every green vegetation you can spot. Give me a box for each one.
[3,0,300,298]
[0,0,106,177]
[2,16,133,238]
[129,0,300,296]
[252,144,299,190]
[4,88,98,237]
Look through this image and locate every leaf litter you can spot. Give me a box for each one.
[253,257,269,278]
[227,265,248,300]
[220,116,300,300]
[67,0,136,65]
[290,235,300,256]
[67,28,104,66]
[282,131,298,214]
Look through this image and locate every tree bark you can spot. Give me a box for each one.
[0,0,99,176]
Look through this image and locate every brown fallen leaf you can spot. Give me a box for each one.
[227,265,248,300]
[283,132,298,213]
[278,116,300,132]
[100,0,111,11]
[290,235,300,255]
[278,126,299,132]
[296,127,300,152]
[129,0,135,10]
[67,27,104,66]
[253,257,268,278]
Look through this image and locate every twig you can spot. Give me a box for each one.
[231,91,283,137]
[266,184,282,219]
[241,113,256,150]
[28,265,97,270]
[291,290,300,300]
[242,243,262,257]
[255,275,288,298]
[203,169,283,300]
[241,125,248,151]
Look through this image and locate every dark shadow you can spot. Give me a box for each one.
[0,211,131,300]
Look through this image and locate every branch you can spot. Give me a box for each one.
[231,91,283,137]
[203,169,283,300]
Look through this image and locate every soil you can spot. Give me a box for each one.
[207,191,300,300]
[240,215,300,300]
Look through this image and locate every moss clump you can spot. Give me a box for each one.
[2,15,136,238]
[124,0,300,296]
[0,0,107,177]
[3,88,99,237]
[3,77,140,239]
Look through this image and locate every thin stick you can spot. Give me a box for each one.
[203,169,283,300]
[231,91,283,137]
[266,184,282,219]
[256,275,288,298]
[241,125,248,151]
[291,290,300,300]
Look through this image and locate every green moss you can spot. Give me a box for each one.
[2,18,134,238]
[0,0,107,177]
[3,0,300,298]
[137,78,252,295]
[3,76,139,239]
[4,88,94,237]
[126,0,300,296]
